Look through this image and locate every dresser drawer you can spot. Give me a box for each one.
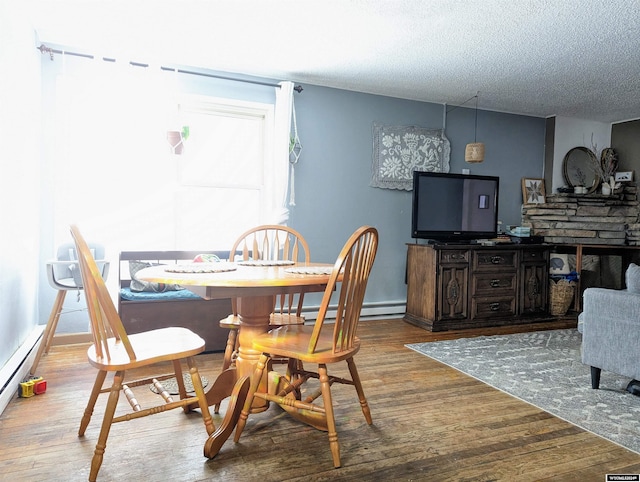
[521,249,548,262]
[472,272,517,295]
[439,249,469,264]
[471,296,517,319]
[473,250,517,271]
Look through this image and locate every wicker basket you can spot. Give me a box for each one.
[549,278,576,316]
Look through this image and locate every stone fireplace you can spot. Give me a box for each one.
[521,183,640,246]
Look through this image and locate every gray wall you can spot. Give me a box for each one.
[288,85,546,311]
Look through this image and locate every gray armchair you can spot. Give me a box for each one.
[580,263,640,391]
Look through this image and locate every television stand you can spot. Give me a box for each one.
[404,242,553,331]
[422,239,480,246]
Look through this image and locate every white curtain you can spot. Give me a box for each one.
[270,81,294,224]
[53,59,178,250]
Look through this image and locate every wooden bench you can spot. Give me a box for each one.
[118,250,233,352]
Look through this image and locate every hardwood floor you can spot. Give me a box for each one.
[2,318,640,481]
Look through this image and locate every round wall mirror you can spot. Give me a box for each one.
[562,147,600,193]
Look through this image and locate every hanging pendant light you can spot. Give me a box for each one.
[465,93,485,163]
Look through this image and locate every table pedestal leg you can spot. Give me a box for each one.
[235,295,273,411]
[203,295,273,458]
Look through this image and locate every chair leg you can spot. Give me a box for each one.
[172,360,187,400]
[186,357,215,436]
[318,364,341,468]
[285,358,303,400]
[215,328,238,413]
[591,366,602,389]
[89,370,124,482]
[79,370,107,437]
[222,328,238,372]
[346,357,372,424]
[30,290,67,375]
[233,353,268,443]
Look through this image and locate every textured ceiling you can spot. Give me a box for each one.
[26,0,640,123]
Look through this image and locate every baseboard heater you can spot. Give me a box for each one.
[0,326,43,416]
[300,299,406,322]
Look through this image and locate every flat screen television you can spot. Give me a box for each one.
[411,171,499,243]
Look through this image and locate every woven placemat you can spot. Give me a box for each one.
[285,266,333,275]
[164,262,236,274]
[237,259,295,267]
[149,374,209,395]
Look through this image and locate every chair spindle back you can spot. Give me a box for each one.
[309,226,378,354]
[229,225,310,315]
[70,225,135,362]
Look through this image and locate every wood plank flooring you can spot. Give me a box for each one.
[2,318,640,481]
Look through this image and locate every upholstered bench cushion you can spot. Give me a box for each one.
[119,287,201,301]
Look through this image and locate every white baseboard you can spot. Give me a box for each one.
[0,326,44,416]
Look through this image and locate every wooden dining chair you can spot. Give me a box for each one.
[218,224,311,373]
[69,225,214,482]
[233,226,379,468]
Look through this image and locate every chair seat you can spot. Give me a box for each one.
[219,313,305,330]
[51,276,80,290]
[271,313,306,325]
[87,327,205,371]
[252,325,360,364]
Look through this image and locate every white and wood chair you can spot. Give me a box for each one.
[70,225,214,482]
[30,242,109,375]
[233,226,379,468]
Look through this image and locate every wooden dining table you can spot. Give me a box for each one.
[136,260,335,457]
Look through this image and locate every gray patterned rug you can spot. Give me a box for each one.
[406,329,640,454]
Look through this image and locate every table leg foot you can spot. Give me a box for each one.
[203,376,250,459]
[202,367,236,408]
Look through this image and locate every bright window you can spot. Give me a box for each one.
[51,62,276,253]
[174,95,274,249]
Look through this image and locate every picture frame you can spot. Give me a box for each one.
[615,171,634,182]
[522,178,546,204]
[549,253,570,275]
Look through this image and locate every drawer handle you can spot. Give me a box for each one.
[490,279,501,288]
[491,256,503,264]
[489,302,500,311]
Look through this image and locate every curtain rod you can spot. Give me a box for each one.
[37,44,303,93]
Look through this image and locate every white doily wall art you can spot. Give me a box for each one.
[371,123,450,190]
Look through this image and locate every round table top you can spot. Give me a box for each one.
[136,262,336,294]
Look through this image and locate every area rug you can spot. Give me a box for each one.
[406,329,640,454]
[148,374,208,395]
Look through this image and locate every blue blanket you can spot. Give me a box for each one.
[119,287,201,301]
